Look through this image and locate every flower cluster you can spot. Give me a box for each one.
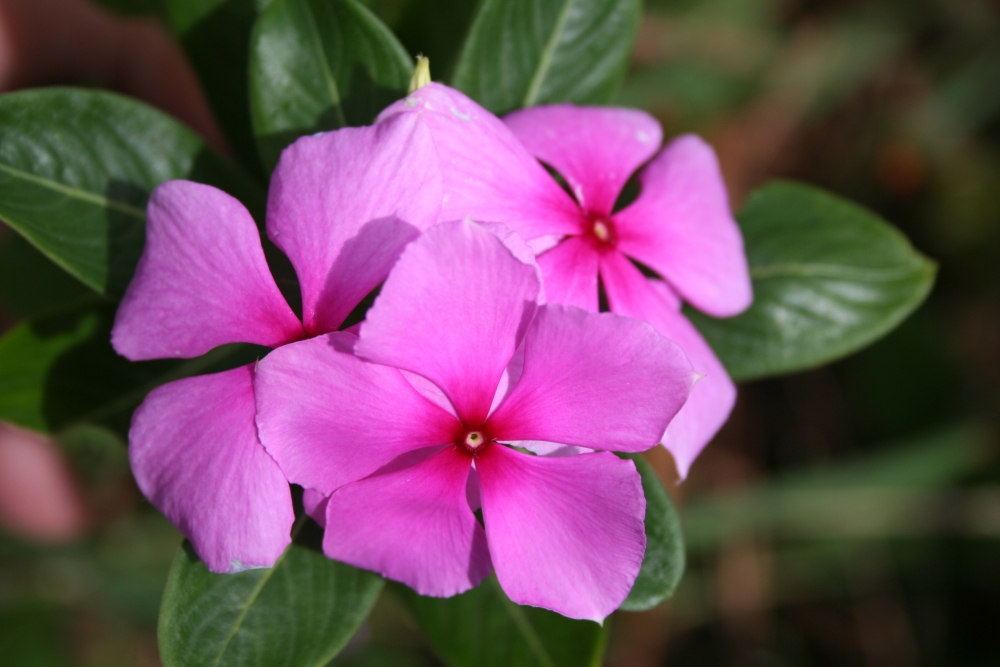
[112,83,750,622]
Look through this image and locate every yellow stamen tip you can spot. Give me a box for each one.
[464,431,485,450]
[408,56,431,94]
[593,220,610,243]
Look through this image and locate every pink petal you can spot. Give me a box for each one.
[129,366,293,573]
[536,236,600,312]
[475,221,548,304]
[601,251,736,478]
[356,221,540,426]
[323,445,492,597]
[613,134,752,317]
[254,332,460,495]
[487,304,695,453]
[476,445,645,622]
[266,114,442,334]
[303,488,328,528]
[504,105,663,217]
[378,84,581,241]
[112,181,301,361]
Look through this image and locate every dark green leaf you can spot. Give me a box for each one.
[0,309,101,431]
[399,577,607,667]
[452,0,642,114]
[165,0,265,175]
[0,303,261,437]
[159,540,384,667]
[618,453,685,612]
[689,181,937,382]
[93,0,167,16]
[0,231,94,319]
[249,0,413,171]
[394,0,479,83]
[0,88,264,297]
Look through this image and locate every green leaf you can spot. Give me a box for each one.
[0,303,262,437]
[452,0,642,114]
[249,0,413,171]
[618,453,685,612]
[0,88,264,297]
[689,181,937,382]
[0,309,101,431]
[0,232,94,319]
[165,0,265,175]
[159,540,384,667]
[399,577,607,667]
[394,0,479,83]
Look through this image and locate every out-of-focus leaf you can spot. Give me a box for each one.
[619,453,685,611]
[689,181,937,381]
[0,88,263,297]
[164,0,264,175]
[57,424,128,481]
[400,577,607,667]
[249,0,412,171]
[0,604,71,667]
[0,303,260,437]
[394,0,479,83]
[159,540,384,667]
[682,424,993,551]
[452,0,642,114]
[93,0,167,16]
[614,63,756,125]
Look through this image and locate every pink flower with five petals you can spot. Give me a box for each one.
[378,85,753,478]
[112,115,443,573]
[254,220,696,621]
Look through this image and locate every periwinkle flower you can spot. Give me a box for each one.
[378,85,753,477]
[254,220,696,621]
[111,115,443,573]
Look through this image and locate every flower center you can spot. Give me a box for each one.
[463,431,486,451]
[587,216,615,247]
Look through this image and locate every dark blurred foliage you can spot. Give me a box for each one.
[3,0,1000,665]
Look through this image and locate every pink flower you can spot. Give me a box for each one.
[254,220,695,621]
[378,85,753,478]
[111,115,443,573]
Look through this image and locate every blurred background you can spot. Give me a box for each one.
[1,0,999,665]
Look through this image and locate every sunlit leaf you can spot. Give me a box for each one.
[0,88,263,297]
[159,540,384,667]
[690,181,937,381]
[249,0,413,171]
[619,453,685,611]
[452,0,642,114]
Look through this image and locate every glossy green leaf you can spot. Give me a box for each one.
[0,88,263,297]
[159,540,384,667]
[249,0,413,171]
[165,0,265,175]
[689,181,937,382]
[619,453,685,612]
[452,0,642,114]
[400,577,607,667]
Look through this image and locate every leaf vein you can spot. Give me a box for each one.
[0,163,146,219]
[522,0,577,107]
